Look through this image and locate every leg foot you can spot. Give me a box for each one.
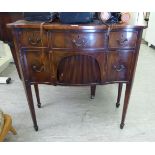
[34,125,39,131]
[37,103,41,108]
[120,123,125,129]
[91,95,95,99]
[90,85,96,99]
[116,102,120,108]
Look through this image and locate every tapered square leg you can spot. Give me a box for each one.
[90,85,96,99]
[116,83,123,108]
[120,83,132,129]
[24,82,38,131]
[34,84,41,108]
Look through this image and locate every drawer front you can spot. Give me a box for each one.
[107,50,134,82]
[109,31,138,49]
[51,32,107,49]
[22,49,50,82]
[18,29,48,48]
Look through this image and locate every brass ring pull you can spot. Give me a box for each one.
[117,38,128,47]
[32,64,44,72]
[113,64,125,72]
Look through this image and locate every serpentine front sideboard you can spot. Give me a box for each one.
[7,20,145,131]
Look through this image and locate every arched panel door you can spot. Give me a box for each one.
[50,51,107,85]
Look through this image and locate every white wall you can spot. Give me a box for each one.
[145,12,155,46]
[130,12,139,24]
[130,12,147,39]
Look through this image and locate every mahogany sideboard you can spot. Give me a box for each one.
[7,20,145,131]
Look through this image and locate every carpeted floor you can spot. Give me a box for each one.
[0,43,155,141]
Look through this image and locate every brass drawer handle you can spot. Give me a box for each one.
[28,32,41,46]
[117,38,128,47]
[29,37,41,45]
[113,64,125,72]
[72,37,87,47]
[32,64,44,72]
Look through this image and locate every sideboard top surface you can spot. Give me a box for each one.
[7,20,146,30]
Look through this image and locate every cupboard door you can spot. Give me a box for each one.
[50,51,107,85]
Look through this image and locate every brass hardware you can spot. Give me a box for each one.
[72,36,87,47]
[113,64,125,72]
[117,38,128,47]
[32,64,44,72]
[28,33,41,46]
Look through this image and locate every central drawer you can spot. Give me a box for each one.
[51,32,107,49]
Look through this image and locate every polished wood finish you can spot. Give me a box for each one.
[109,31,138,49]
[52,32,107,49]
[120,83,132,129]
[116,83,123,108]
[34,84,41,108]
[7,20,145,131]
[24,82,38,131]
